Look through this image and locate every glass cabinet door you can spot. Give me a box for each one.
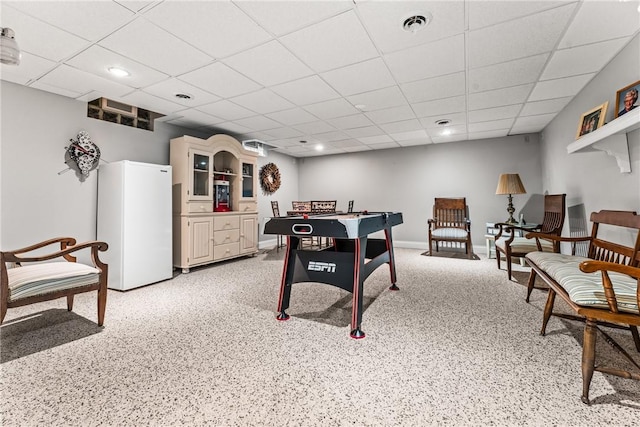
[191,151,211,198]
[241,162,254,198]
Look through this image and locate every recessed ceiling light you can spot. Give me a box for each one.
[402,12,432,33]
[315,145,324,151]
[441,128,452,136]
[108,67,129,77]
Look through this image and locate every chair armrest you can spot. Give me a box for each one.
[579,260,640,311]
[2,240,108,267]
[524,233,589,243]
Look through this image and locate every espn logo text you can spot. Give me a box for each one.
[307,261,336,273]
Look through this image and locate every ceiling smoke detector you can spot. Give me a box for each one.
[402,12,432,33]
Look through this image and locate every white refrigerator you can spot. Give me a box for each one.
[97,161,173,290]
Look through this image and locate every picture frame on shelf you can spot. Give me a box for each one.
[576,101,608,139]
[614,80,640,118]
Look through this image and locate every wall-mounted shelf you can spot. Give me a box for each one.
[567,110,639,173]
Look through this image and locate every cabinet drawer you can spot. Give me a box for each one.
[214,215,239,231]
[188,203,212,213]
[238,201,257,212]
[214,242,239,260]
[213,229,239,246]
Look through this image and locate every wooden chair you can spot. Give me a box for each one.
[271,201,284,251]
[311,200,337,213]
[495,193,566,281]
[1,237,109,326]
[291,201,311,212]
[348,200,354,213]
[427,198,473,259]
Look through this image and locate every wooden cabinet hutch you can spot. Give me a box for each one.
[170,134,259,272]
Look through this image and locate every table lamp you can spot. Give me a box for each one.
[495,173,526,224]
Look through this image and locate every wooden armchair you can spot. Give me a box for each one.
[1,237,109,326]
[495,193,566,280]
[427,197,472,259]
[271,201,284,251]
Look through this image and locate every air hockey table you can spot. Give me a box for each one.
[263,211,403,339]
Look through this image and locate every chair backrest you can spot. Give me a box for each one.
[311,200,336,212]
[539,194,566,235]
[292,201,311,211]
[433,198,468,229]
[271,200,280,217]
[348,200,354,213]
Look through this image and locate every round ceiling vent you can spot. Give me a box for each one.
[435,119,451,126]
[402,12,432,33]
[175,93,192,100]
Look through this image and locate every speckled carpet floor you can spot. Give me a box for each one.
[1,248,639,426]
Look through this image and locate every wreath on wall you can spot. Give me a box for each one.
[260,162,281,194]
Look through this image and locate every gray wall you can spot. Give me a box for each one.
[294,135,543,250]
[540,33,640,248]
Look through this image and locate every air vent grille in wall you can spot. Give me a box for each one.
[87,98,164,131]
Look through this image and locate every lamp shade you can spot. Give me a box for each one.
[495,173,526,195]
[1,27,20,66]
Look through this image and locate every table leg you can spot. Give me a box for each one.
[276,236,299,321]
[350,236,366,339]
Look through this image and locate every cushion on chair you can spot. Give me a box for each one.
[495,236,554,253]
[526,252,639,314]
[7,262,100,302]
[432,228,468,239]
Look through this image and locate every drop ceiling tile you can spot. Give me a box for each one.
[265,108,318,126]
[400,72,466,104]
[390,129,428,142]
[1,6,91,61]
[468,1,573,30]
[469,54,548,93]
[120,90,184,114]
[358,134,393,145]
[468,85,533,110]
[558,0,640,49]
[357,0,465,54]
[303,98,360,120]
[384,34,465,83]
[35,64,134,98]
[412,95,465,118]
[328,139,367,148]
[29,81,84,99]
[345,126,385,138]
[397,138,431,147]
[280,10,378,72]
[142,78,220,107]
[197,100,256,121]
[520,97,573,116]
[230,89,295,114]
[66,45,169,88]
[540,39,628,81]
[365,142,401,150]
[321,57,396,96]
[468,105,521,123]
[271,75,340,106]
[468,4,575,68]
[328,114,374,130]
[232,115,282,132]
[528,74,594,101]
[223,41,313,87]
[467,129,510,140]
[379,119,424,134]
[419,112,467,129]
[6,0,135,41]
[427,124,468,140]
[313,131,351,142]
[99,18,213,76]
[431,134,468,144]
[262,127,305,139]
[365,105,416,124]
[215,121,254,135]
[343,145,373,153]
[178,62,262,99]
[1,53,55,85]
[237,1,352,36]
[468,119,514,133]
[167,110,225,128]
[347,86,407,111]
[294,121,336,135]
[144,1,272,58]
[513,113,556,128]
